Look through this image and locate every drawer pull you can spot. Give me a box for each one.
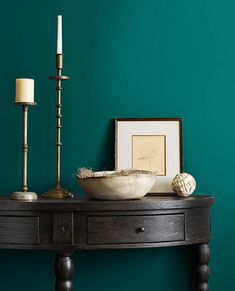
[136,227,145,233]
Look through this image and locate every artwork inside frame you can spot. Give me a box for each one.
[132,135,166,176]
[115,118,183,194]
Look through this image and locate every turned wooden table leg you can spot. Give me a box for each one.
[55,252,73,291]
[195,243,210,291]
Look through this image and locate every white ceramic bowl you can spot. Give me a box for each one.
[76,170,156,200]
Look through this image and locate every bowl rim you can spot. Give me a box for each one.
[77,170,156,180]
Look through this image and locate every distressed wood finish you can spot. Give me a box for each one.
[55,253,73,291]
[0,215,39,244]
[53,212,73,245]
[195,243,210,291]
[0,195,214,291]
[87,214,185,245]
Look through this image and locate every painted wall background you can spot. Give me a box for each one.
[0,0,232,290]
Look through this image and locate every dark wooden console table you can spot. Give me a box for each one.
[0,195,214,291]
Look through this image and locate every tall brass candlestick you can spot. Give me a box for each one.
[11,102,37,200]
[42,54,73,198]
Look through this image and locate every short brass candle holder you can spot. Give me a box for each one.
[42,54,73,199]
[11,102,38,201]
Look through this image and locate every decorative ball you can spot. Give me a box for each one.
[171,173,196,197]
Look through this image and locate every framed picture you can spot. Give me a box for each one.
[115,118,183,193]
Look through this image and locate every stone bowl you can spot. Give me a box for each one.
[76,170,156,200]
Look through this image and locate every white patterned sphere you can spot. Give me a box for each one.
[171,173,196,197]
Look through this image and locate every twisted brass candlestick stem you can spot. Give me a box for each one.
[11,102,37,200]
[42,54,73,198]
[56,57,62,190]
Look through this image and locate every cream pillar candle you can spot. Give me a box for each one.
[15,79,34,103]
[57,15,62,54]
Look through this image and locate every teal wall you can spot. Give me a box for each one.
[0,0,232,290]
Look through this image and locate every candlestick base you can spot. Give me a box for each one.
[42,187,73,199]
[11,191,38,201]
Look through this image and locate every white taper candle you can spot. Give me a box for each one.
[57,15,62,54]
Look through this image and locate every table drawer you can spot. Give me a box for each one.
[87,214,184,245]
[0,216,39,244]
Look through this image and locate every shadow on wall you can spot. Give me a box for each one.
[95,119,115,171]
